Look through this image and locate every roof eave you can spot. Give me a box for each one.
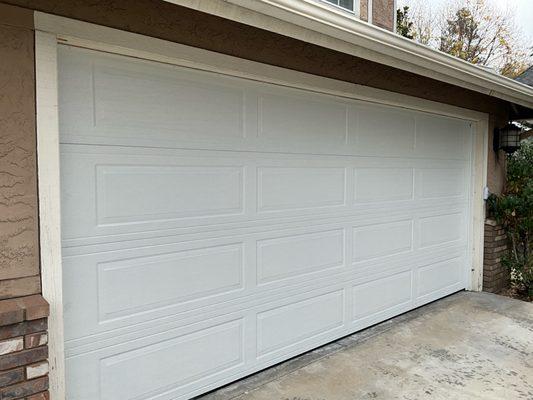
[164,0,533,111]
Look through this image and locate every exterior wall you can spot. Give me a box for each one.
[483,220,510,293]
[484,119,509,294]
[0,7,50,397]
[360,0,395,31]
[0,5,40,300]
[0,296,49,399]
[360,0,368,21]
[487,115,507,195]
[372,0,395,31]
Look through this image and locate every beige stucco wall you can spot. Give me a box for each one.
[0,5,40,299]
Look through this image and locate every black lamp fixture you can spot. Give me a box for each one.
[493,123,522,154]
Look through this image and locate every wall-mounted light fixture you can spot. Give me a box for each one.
[493,123,522,154]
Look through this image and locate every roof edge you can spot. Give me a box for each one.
[164,0,533,110]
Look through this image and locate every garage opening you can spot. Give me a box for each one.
[58,45,473,399]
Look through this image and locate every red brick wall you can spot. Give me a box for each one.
[483,219,510,293]
[372,0,395,31]
[360,0,368,21]
[360,0,395,31]
[0,296,49,399]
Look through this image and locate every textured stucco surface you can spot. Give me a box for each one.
[200,292,533,400]
[0,21,41,299]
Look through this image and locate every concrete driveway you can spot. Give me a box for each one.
[199,292,533,400]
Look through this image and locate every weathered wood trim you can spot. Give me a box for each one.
[35,30,66,400]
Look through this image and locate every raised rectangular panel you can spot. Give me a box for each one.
[353,220,413,262]
[257,291,344,356]
[416,115,468,159]
[353,105,415,156]
[259,93,347,143]
[58,47,95,137]
[418,258,462,296]
[418,168,464,199]
[98,244,243,320]
[354,168,413,202]
[258,167,346,211]
[352,271,412,320]
[420,213,462,248]
[100,319,243,400]
[257,229,344,284]
[96,165,243,224]
[93,63,244,139]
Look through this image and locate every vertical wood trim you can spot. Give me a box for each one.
[469,117,489,291]
[35,30,66,400]
[354,0,361,19]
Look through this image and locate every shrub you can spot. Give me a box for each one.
[488,141,533,296]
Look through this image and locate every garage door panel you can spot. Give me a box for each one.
[415,114,471,159]
[352,105,416,156]
[65,238,466,347]
[100,319,244,400]
[59,47,473,399]
[98,244,244,321]
[66,316,246,400]
[257,229,345,285]
[60,47,472,162]
[60,149,250,241]
[256,290,344,358]
[417,257,464,300]
[416,167,466,199]
[61,146,469,245]
[63,228,466,345]
[58,49,94,138]
[93,65,245,140]
[96,164,244,224]
[62,236,248,341]
[257,166,347,212]
[60,46,246,145]
[353,220,413,262]
[354,168,414,203]
[419,212,465,248]
[352,270,413,321]
[258,92,348,144]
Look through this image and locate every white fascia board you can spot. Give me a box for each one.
[164,0,533,110]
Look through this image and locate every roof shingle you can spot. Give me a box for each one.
[516,66,533,87]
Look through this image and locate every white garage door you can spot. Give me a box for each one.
[59,45,473,399]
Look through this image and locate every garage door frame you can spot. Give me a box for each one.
[34,12,489,400]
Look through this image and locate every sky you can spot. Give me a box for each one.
[397,0,533,42]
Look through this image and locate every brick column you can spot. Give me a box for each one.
[0,295,49,400]
[483,219,510,293]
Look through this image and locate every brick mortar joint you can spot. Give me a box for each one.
[0,296,49,328]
